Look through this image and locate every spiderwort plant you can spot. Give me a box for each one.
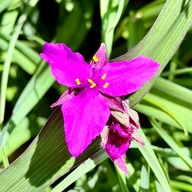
[40,43,159,167]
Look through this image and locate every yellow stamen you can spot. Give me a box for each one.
[90,83,96,88]
[87,78,93,83]
[101,74,107,80]
[103,82,109,88]
[88,78,96,88]
[75,78,81,85]
[93,55,99,62]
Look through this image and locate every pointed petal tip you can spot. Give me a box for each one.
[138,56,160,72]
[62,89,110,160]
[95,43,107,57]
[50,104,55,108]
[100,42,107,49]
[141,142,145,146]
[66,135,87,158]
[124,168,128,175]
[91,43,108,68]
[50,89,74,108]
[132,130,145,146]
[40,42,91,87]
[100,55,160,97]
[68,148,81,158]
[114,155,128,174]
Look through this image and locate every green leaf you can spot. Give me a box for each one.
[0,33,40,74]
[152,77,192,108]
[135,76,192,137]
[135,129,171,192]
[56,0,96,51]
[154,148,191,172]
[51,149,108,192]
[116,166,129,192]
[116,0,192,107]
[0,62,54,150]
[171,180,192,191]
[151,119,192,169]
[155,180,165,192]
[143,93,190,135]
[0,12,28,124]
[0,108,102,191]
[140,165,150,191]
[100,0,129,55]
[0,0,21,13]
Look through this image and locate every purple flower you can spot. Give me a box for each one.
[40,43,159,157]
[101,100,144,174]
[101,124,132,174]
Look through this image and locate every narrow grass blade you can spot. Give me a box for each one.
[151,119,192,169]
[136,129,171,192]
[115,0,192,107]
[0,108,101,191]
[51,149,108,192]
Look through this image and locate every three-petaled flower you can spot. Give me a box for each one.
[40,43,159,159]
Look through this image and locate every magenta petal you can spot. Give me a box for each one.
[62,89,110,157]
[114,154,128,174]
[40,43,91,87]
[90,43,108,69]
[101,126,128,173]
[51,89,74,107]
[104,124,131,159]
[106,141,130,160]
[102,95,124,112]
[99,56,159,96]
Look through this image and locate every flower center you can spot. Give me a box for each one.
[101,73,109,88]
[75,55,109,89]
[87,78,96,88]
[86,73,109,89]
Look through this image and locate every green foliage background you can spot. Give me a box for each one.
[0,0,192,191]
